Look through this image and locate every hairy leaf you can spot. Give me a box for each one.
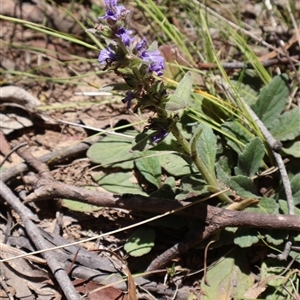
[234,228,259,247]
[175,174,208,200]
[230,176,257,198]
[291,173,300,205]
[87,135,135,169]
[245,197,278,214]
[230,79,259,106]
[124,227,155,257]
[263,229,287,246]
[222,121,253,154]
[194,123,217,175]
[282,141,300,158]
[165,71,194,112]
[259,261,296,297]
[200,249,254,299]
[215,162,231,187]
[251,74,289,128]
[278,200,300,215]
[93,171,147,195]
[61,186,102,212]
[135,152,161,188]
[159,152,194,176]
[235,137,264,176]
[270,107,300,141]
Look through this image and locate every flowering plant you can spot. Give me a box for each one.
[93,0,170,144]
[90,0,232,203]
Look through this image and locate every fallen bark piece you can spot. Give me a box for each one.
[0,86,41,108]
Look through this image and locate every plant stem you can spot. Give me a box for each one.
[171,123,232,204]
[170,123,191,156]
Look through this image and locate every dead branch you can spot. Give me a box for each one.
[1,135,102,183]
[0,181,81,300]
[21,176,300,231]
[4,143,300,273]
[243,98,294,215]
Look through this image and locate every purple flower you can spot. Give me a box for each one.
[134,39,165,75]
[134,38,147,52]
[148,61,164,76]
[152,128,168,143]
[100,0,130,23]
[122,91,135,109]
[138,49,165,76]
[104,0,117,8]
[115,27,132,47]
[98,46,116,64]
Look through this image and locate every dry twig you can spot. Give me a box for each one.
[0,181,80,300]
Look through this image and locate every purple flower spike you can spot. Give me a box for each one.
[100,0,130,23]
[116,27,133,46]
[152,128,168,143]
[98,47,116,64]
[122,90,135,109]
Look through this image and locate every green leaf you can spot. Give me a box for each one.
[270,107,300,141]
[234,137,265,176]
[291,173,300,205]
[148,41,158,52]
[260,261,296,297]
[260,262,285,288]
[175,174,208,200]
[282,141,300,158]
[87,135,135,169]
[222,121,252,154]
[200,249,254,299]
[234,228,259,247]
[124,226,155,257]
[150,176,176,199]
[132,130,179,152]
[165,71,194,112]
[135,152,161,188]
[61,187,102,213]
[92,171,147,196]
[290,250,300,264]
[131,132,150,152]
[194,123,217,175]
[278,199,300,215]
[251,74,289,128]
[216,146,236,175]
[263,229,287,246]
[245,197,278,214]
[61,199,102,213]
[230,175,257,198]
[215,145,236,187]
[230,79,259,106]
[215,162,231,187]
[159,153,194,176]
